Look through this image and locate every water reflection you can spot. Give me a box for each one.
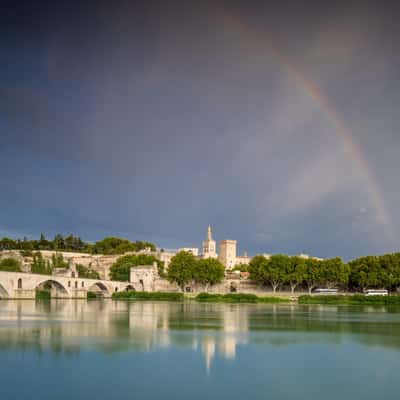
[0,300,400,369]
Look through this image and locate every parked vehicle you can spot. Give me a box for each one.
[364,289,388,296]
[313,288,338,295]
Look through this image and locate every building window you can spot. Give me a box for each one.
[185,287,192,293]
[17,278,22,289]
[115,287,118,292]
[68,281,71,287]
[75,281,78,289]
[81,281,84,288]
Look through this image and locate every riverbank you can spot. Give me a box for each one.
[111,291,291,303]
[298,294,400,305]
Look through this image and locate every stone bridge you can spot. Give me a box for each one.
[0,271,134,299]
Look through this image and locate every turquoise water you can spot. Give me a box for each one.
[0,300,400,400]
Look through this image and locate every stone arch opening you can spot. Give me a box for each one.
[125,285,135,292]
[0,283,10,299]
[88,282,110,297]
[35,280,69,298]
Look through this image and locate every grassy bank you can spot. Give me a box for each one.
[195,293,289,303]
[112,291,184,301]
[298,294,400,305]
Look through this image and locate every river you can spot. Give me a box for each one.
[0,300,399,399]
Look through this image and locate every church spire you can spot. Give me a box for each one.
[207,225,212,241]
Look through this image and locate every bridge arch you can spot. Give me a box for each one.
[125,284,135,292]
[35,279,70,297]
[0,283,10,299]
[88,282,110,296]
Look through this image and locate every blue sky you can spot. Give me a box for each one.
[1,0,400,260]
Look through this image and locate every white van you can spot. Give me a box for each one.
[313,288,338,295]
[364,289,388,296]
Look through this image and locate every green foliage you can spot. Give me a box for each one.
[167,251,198,290]
[50,253,70,269]
[87,291,98,299]
[304,258,323,293]
[35,290,51,299]
[0,258,21,272]
[195,293,289,303]
[283,256,307,293]
[76,264,100,279]
[31,252,52,275]
[0,234,155,255]
[349,256,382,291]
[92,237,156,255]
[249,254,289,292]
[196,258,225,290]
[232,264,248,272]
[112,291,184,301]
[110,254,163,282]
[298,295,400,305]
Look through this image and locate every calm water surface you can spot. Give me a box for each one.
[0,300,400,400]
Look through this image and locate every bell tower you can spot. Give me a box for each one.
[202,225,217,258]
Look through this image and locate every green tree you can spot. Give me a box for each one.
[167,251,198,291]
[284,256,307,294]
[320,257,349,289]
[349,256,382,291]
[0,258,21,272]
[110,254,163,281]
[31,252,52,275]
[196,258,225,291]
[76,264,100,279]
[50,253,69,269]
[248,255,270,286]
[266,254,290,293]
[304,258,323,294]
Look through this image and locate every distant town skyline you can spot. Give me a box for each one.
[2,0,400,260]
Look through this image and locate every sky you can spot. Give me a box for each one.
[1,0,400,260]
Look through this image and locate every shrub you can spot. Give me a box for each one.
[87,291,98,299]
[112,291,184,301]
[35,290,51,299]
[0,258,21,272]
[195,293,288,303]
[76,264,100,279]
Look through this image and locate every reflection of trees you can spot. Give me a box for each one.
[0,301,400,366]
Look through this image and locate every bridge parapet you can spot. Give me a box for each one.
[0,271,130,299]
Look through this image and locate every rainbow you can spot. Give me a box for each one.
[222,11,396,243]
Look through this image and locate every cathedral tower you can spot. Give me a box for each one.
[202,225,217,258]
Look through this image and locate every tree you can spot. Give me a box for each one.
[167,251,198,291]
[378,254,400,292]
[76,264,100,279]
[266,254,290,293]
[320,257,349,289]
[110,254,163,281]
[349,256,382,291]
[284,256,306,294]
[248,255,270,285]
[31,252,52,275]
[50,253,69,269]
[304,258,323,294]
[0,258,21,272]
[196,258,225,291]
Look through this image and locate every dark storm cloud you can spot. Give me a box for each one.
[1,0,400,259]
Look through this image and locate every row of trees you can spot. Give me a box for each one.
[249,253,400,293]
[0,235,156,255]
